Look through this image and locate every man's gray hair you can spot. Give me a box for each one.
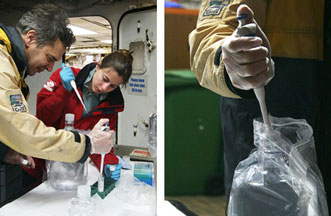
[16,3,76,48]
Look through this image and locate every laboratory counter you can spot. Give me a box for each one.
[0,159,158,216]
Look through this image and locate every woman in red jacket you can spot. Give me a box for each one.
[24,49,133,181]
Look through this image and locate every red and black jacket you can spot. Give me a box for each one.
[24,63,124,179]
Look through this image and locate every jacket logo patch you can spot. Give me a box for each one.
[10,94,26,112]
[203,0,229,17]
[44,80,55,92]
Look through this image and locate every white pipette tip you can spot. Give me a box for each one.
[98,175,104,192]
[254,87,271,127]
[70,80,88,112]
[70,80,76,89]
[98,153,105,192]
[236,12,271,128]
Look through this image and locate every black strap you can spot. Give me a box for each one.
[214,45,223,66]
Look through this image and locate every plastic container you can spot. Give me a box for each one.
[68,185,96,216]
[47,114,88,191]
[228,117,329,216]
[165,70,224,195]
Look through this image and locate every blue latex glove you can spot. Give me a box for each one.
[60,63,75,91]
[104,164,121,180]
[116,155,132,170]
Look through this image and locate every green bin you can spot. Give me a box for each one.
[165,70,224,195]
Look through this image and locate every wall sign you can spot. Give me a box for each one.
[128,75,147,96]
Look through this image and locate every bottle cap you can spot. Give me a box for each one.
[65,113,75,122]
[77,185,90,201]
[109,165,116,172]
[21,159,28,166]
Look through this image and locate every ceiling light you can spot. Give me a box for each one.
[67,48,112,54]
[101,40,113,44]
[68,24,97,35]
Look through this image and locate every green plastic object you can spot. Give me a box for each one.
[90,177,116,199]
[165,70,224,195]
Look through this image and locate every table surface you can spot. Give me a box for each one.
[0,160,156,216]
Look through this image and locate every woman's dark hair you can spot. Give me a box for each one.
[100,49,133,86]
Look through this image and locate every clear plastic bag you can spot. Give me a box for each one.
[228,116,328,216]
[115,173,156,206]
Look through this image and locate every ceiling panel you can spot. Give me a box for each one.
[68,16,112,54]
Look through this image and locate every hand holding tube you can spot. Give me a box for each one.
[60,63,75,91]
[104,164,121,180]
[3,148,35,169]
[221,4,274,90]
[231,4,272,127]
[88,119,115,154]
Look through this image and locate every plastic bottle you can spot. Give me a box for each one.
[68,185,96,216]
[64,113,75,130]
[48,113,88,191]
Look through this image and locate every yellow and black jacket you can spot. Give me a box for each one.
[0,23,90,163]
[189,0,324,98]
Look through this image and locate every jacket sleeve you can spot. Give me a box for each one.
[189,0,267,98]
[36,67,78,127]
[0,50,90,163]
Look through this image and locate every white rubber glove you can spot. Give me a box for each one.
[88,119,115,154]
[221,4,274,90]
